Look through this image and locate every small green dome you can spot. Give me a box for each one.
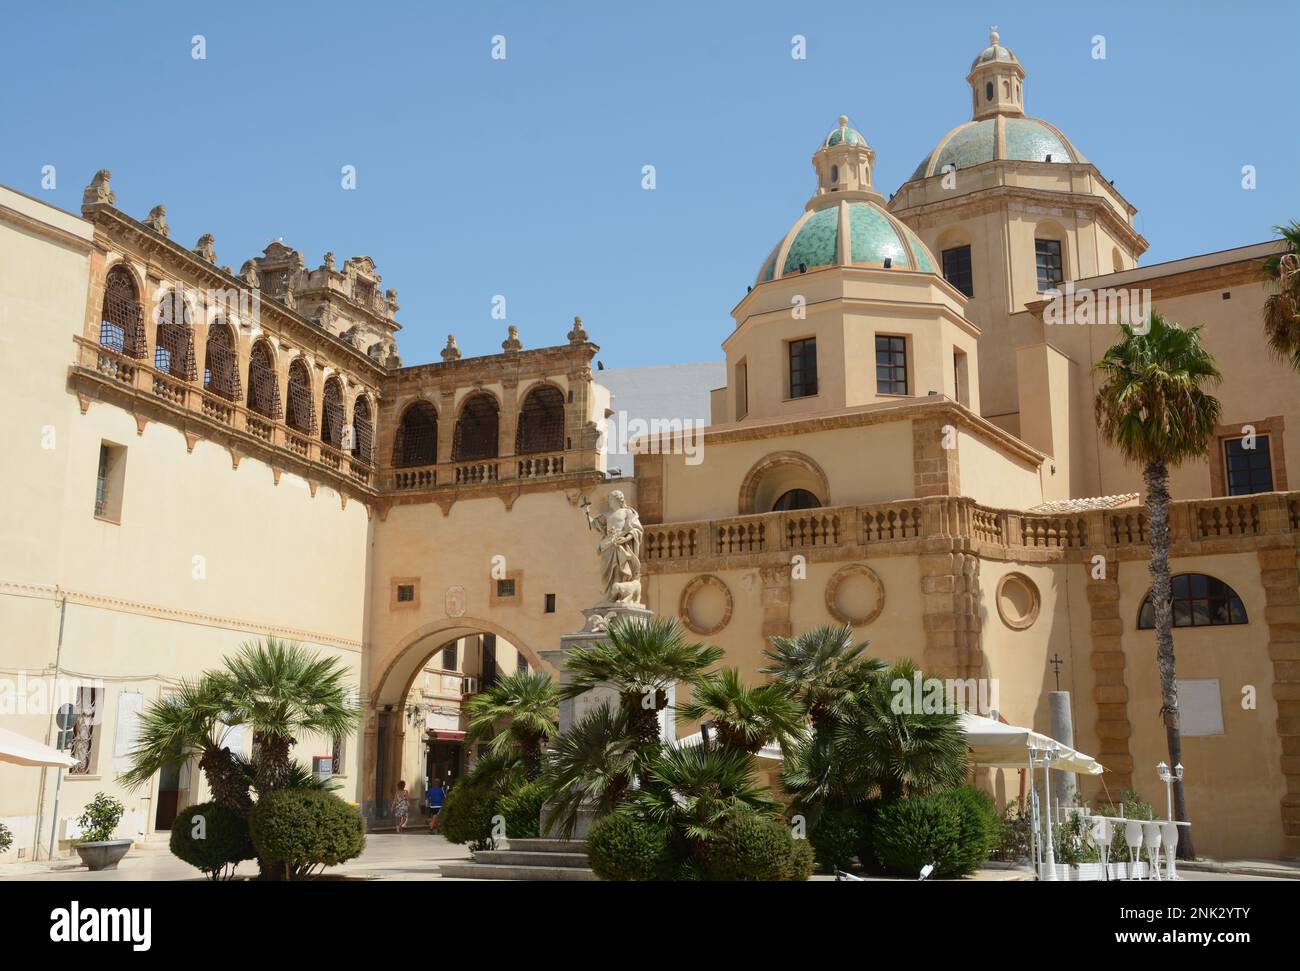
[971,28,1019,70]
[757,200,938,284]
[824,115,867,149]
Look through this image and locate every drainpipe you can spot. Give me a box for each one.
[32,592,68,860]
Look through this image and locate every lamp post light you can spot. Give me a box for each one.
[1156,761,1184,821]
[1030,744,1061,881]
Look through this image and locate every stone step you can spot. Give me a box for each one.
[438,861,597,881]
[475,850,589,868]
[505,838,588,855]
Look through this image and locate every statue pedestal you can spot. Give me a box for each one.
[539,601,653,839]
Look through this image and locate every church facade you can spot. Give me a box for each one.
[1,31,1296,864]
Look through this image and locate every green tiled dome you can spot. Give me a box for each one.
[908,115,1087,181]
[824,117,867,149]
[757,200,939,284]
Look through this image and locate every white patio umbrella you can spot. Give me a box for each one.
[958,712,1103,775]
[0,724,77,768]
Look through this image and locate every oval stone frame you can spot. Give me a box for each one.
[679,574,734,636]
[824,563,885,626]
[996,572,1041,630]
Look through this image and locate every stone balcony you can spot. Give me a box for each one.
[641,492,1300,573]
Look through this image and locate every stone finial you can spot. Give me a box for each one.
[567,315,589,344]
[239,260,261,288]
[193,233,217,263]
[385,288,399,312]
[989,25,1000,46]
[82,169,115,209]
[441,334,462,361]
[502,325,523,354]
[323,251,336,272]
[145,205,169,237]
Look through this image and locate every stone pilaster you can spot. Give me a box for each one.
[912,417,960,498]
[759,565,792,643]
[1086,558,1133,794]
[919,549,982,680]
[1258,540,1300,857]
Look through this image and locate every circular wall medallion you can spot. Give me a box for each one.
[824,564,885,626]
[996,572,1041,630]
[679,574,733,636]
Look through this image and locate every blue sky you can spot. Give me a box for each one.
[4,1,1296,368]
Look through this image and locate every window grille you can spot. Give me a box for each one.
[453,394,500,461]
[515,385,566,454]
[392,401,438,467]
[285,359,316,434]
[99,266,147,359]
[247,342,282,419]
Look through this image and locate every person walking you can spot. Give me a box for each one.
[427,779,446,833]
[392,780,411,833]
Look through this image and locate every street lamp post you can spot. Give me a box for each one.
[1156,761,1183,821]
[1030,744,1060,880]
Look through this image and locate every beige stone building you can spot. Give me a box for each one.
[1,30,1296,864]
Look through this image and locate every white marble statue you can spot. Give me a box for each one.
[583,491,644,606]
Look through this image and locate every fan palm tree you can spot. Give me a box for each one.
[1095,312,1222,859]
[676,667,804,756]
[463,669,560,779]
[562,616,723,748]
[1262,220,1300,371]
[214,638,360,795]
[538,702,639,838]
[638,742,780,861]
[121,675,251,811]
[761,624,883,730]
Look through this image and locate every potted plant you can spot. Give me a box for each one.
[73,792,131,871]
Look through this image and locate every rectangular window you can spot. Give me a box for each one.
[442,643,458,672]
[788,338,818,399]
[544,593,556,614]
[482,635,498,687]
[953,349,970,406]
[94,442,126,522]
[1035,238,1064,291]
[735,360,749,419]
[517,654,529,674]
[875,335,908,396]
[396,583,415,603]
[941,245,974,297]
[496,578,516,598]
[1224,436,1273,495]
[68,686,100,775]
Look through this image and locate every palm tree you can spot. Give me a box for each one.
[539,703,639,838]
[215,638,360,795]
[1095,312,1222,859]
[761,624,883,730]
[1262,220,1300,370]
[562,616,723,748]
[121,676,251,811]
[463,669,560,780]
[676,667,804,755]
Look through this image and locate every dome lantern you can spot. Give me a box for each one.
[811,115,883,204]
[968,26,1026,120]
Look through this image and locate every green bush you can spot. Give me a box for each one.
[586,812,673,881]
[808,806,863,872]
[77,792,125,843]
[872,788,999,878]
[784,836,816,881]
[707,811,792,881]
[248,790,365,879]
[498,780,545,842]
[0,821,12,855]
[169,802,254,880]
[439,784,500,850]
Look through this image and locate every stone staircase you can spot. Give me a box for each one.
[438,838,597,881]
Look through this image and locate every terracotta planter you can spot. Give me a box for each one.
[74,839,132,871]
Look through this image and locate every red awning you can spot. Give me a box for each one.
[433,731,466,740]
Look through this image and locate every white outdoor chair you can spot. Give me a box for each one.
[1142,822,1163,880]
[1161,821,1180,880]
[1123,821,1144,877]
[1090,817,1112,877]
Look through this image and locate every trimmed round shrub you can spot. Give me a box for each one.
[249,790,365,879]
[872,788,998,878]
[498,780,545,842]
[586,812,673,881]
[808,806,863,872]
[170,802,254,879]
[440,784,499,850]
[708,811,793,881]
[785,837,816,881]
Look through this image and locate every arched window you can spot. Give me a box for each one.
[285,358,315,434]
[352,395,374,464]
[203,319,241,401]
[773,488,821,511]
[453,393,500,462]
[154,289,196,379]
[321,377,345,448]
[99,265,147,358]
[985,82,994,102]
[392,401,438,468]
[1137,574,1247,630]
[515,385,565,454]
[246,341,281,419]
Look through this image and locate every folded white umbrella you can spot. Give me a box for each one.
[0,724,78,768]
[959,712,1104,775]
